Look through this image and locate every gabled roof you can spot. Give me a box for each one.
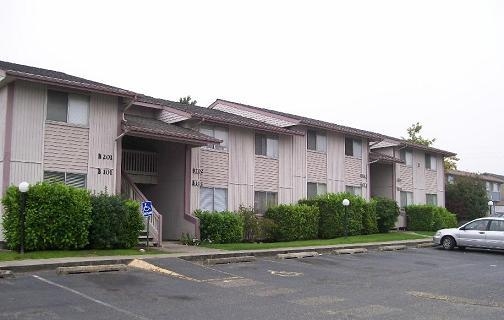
[211,99,383,141]
[447,170,504,184]
[369,151,404,164]
[371,136,456,157]
[137,95,303,136]
[124,114,221,146]
[0,60,135,97]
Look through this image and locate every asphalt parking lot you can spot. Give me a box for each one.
[2,246,504,320]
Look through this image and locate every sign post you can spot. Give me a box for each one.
[141,201,153,249]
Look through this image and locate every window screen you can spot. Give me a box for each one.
[255,134,278,158]
[199,187,228,212]
[307,130,317,150]
[345,138,362,158]
[44,171,86,188]
[400,191,413,208]
[200,187,214,211]
[426,194,437,206]
[254,191,278,214]
[400,149,413,166]
[68,94,89,125]
[46,90,68,122]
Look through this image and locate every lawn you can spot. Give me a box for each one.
[0,248,165,262]
[201,232,431,250]
[410,231,435,237]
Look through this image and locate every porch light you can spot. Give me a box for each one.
[342,199,350,238]
[488,200,494,216]
[18,181,30,254]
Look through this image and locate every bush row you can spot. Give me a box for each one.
[405,205,457,231]
[1,182,144,251]
[196,193,403,244]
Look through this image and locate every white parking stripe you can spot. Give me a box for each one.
[32,275,152,320]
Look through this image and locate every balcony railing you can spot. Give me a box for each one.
[122,149,158,176]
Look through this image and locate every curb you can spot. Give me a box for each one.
[0,239,433,273]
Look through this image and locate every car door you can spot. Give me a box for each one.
[457,219,489,247]
[485,219,504,249]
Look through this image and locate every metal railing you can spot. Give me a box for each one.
[122,149,158,176]
[121,172,162,246]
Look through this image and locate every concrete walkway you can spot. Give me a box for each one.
[0,238,434,272]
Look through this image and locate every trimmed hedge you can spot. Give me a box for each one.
[265,204,319,241]
[196,210,243,243]
[406,205,457,231]
[362,200,379,235]
[88,193,144,249]
[1,182,92,251]
[300,193,377,238]
[373,197,400,233]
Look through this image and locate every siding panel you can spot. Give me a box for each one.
[44,123,89,173]
[327,132,345,193]
[307,151,327,182]
[279,135,293,204]
[425,170,437,194]
[87,94,118,193]
[399,165,413,192]
[158,109,190,124]
[345,157,362,186]
[228,127,254,210]
[255,156,279,192]
[292,132,307,200]
[0,87,7,160]
[200,149,229,188]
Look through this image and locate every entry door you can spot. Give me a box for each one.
[458,220,489,247]
[486,220,504,249]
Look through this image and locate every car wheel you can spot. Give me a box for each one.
[441,236,456,250]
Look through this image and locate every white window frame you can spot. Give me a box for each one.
[307,130,327,153]
[307,182,327,198]
[345,138,362,158]
[43,171,87,188]
[255,133,279,159]
[199,187,228,212]
[46,90,89,126]
[254,191,278,214]
[200,125,228,151]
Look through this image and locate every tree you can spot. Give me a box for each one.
[444,155,460,170]
[445,176,488,222]
[179,95,197,105]
[403,122,436,146]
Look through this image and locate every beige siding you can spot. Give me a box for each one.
[398,165,414,192]
[361,140,370,198]
[228,127,255,210]
[87,94,118,193]
[11,82,44,164]
[292,132,307,200]
[279,135,293,204]
[200,149,229,188]
[436,155,445,206]
[190,147,201,213]
[412,150,426,204]
[425,170,438,194]
[327,132,345,193]
[345,156,362,186]
[10,162,43,186]
[255,156,279,192]
[158,109,190,124]
[44,123,89,173]
[307,150,327,182]
[0,86,7,162]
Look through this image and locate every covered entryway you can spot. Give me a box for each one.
[119,115,220,243]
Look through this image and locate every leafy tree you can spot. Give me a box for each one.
[403,122,436,146]
[444,155,460,170]
[445,176,488,222]
[179,95,197,105]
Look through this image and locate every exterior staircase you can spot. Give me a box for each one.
[121,172,163,247]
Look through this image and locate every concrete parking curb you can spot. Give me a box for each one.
[206,256,256,265]
[0,238,433,273]
[277,251,319,259]
[56,264,128,275]
[333,248,368,255]
[378,245,407,251]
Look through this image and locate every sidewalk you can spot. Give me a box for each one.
[0,238,433,273]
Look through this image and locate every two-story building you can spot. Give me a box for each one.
[0,61,456,242]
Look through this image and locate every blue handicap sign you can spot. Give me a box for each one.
[141,201,153,217]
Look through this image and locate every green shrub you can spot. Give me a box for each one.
[373,197,400,233]
[196,210,243,243]
[265,204,319,241]
[406,205,457,231]
[1,182,92,251]
[239,205,259,242]
[300,193,369,239]
[88,193,144,249]
[362,200,378,235]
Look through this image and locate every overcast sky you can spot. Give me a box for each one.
[1,0,503,174]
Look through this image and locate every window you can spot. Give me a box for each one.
[255,134,279,158]
[426,194,438,206]
[400,149,413,166]
[400,191,413,208]
[44,171,87,188]
[200,125,228,150]
[345,138,362,158]
[464,220,488,231]
[307,130,327,152]
[47,90,89,126]
[199,187,228,212]
[425,154,437,170]
[307,182,327,198]
[346,185,362,196]
[254,191,278,214]
[489,220,504,231]
[447,175,454,184]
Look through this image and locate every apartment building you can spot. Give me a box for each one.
[0,61,456,241]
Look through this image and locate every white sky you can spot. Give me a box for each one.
[1,0,503,174]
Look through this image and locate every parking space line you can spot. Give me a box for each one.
[32,275,152,320]
[176,258,242,278]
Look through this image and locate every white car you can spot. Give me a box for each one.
[433,217,504,250]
